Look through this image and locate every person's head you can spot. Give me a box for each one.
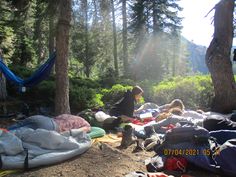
[169,99,185,110]
[132,85,143,102]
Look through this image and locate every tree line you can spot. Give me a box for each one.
[0,0,236,114]
[0,0,190,81]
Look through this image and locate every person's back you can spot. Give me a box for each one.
[109,86,143,118]
[109,90,134,117]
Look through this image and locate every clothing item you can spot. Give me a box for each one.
[8,114,91,133]
[54,114,91,132]
[133,115,201,138]
[109,90,135,117]
[182,110,207,120]
[8,115,58,131]
[95,111,111,122]
[210,130,236,145]
[135,103,159,114]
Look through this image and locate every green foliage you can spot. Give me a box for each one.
[69,77,103,112]
[70,77,100,89]
[0,0,217,114]
[70,86,103,111]
[37,80,55,103]
[98,67,117,87]
[138,79,156,102]
[8,65,33,78]
[115,78,137,86]
[152,75,214,110]
[6,79,56,110]
[99,71,138,88]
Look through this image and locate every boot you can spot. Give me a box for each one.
[119,125,136,149]
[144,126,156,138]
[144,126,160,151]
[132,139,144,153]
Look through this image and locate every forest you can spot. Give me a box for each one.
[0,0,235,115]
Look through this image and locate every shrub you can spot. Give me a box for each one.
[9,65,36,78]
[36,80,55,102]
[70,86,103,112]
[152,75,214,110]
[70,77,100,88]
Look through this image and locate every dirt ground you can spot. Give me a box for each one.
[4,142,222,177]
[0,119,221,177]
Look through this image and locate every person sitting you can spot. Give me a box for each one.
[7,114,91,133]
[109,85,144,119]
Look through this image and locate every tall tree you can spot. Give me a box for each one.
[0,49,7,102]
[122,0,129,76]
[10,0,35,66]
[205,0,236,113]
[130,0,147,55]
[55,0,71,115]
[71,0,98,78]
[111,0,119,77]
[151,0,182,33]
[129,0,183,81]
[48,0,57,55]
[34,0,47,64]
[84,0,90,78]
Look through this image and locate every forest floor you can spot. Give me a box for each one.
[0,119,221,177]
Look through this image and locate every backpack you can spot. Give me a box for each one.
[214,139,236,177]
[150,126,220,174]
[164,126,210,144]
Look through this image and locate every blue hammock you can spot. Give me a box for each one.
[0,52,56,87]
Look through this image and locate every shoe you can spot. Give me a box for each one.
[119,125,136,149]
[144,126,156,138]
[132,139,144,153]
[144,134,160,151]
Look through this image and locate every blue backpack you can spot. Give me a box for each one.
[214,139,236,177]
[152,126,220,173]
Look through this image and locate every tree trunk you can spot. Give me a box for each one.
[84,0,90,78]
[34,0,45,64]
[152,0,158,34]
[0,50,7,114]
[111,0,118,77]
[122,0,128,76]
[48,0,57,55]
[49,16,55,74]
[205,0,236,113]
[55,0,71,115]
[49,14,55,55]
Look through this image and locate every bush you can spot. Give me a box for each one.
[9,65,36,78]
[70,86,103,112]
[152,75,214,110]
[36,80,55,102]
[70,77,100,88]
[69,78,103,112]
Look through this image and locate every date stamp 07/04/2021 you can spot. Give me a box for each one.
[163,148,220,156]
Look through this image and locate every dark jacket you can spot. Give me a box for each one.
[109,90,135,117]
